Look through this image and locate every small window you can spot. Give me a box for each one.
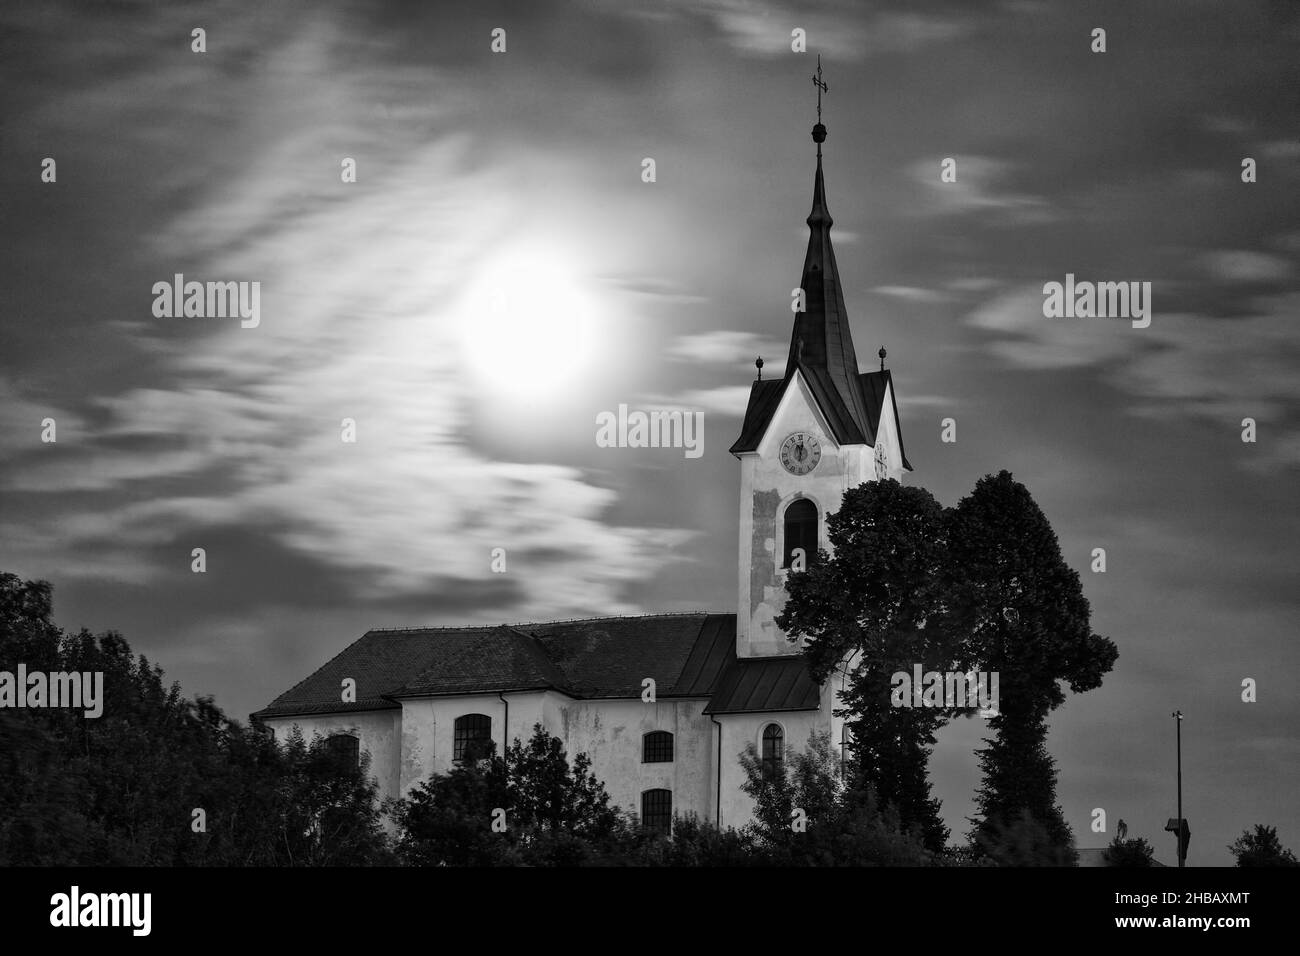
[642,731,674,763]
[761,724,784,780]
[641,789,672,835]
[782,498,818,569]
[326,733,359,772]
[454,714,492,763]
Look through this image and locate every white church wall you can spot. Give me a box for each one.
[874,380,905,482]
[260,709,402,803]
[738,370,870,657]
[828,656,855,766]
[543,692,715,824]
[397,691,550,796]
[716,708,830,828]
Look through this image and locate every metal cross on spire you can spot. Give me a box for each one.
[811,54,828,122]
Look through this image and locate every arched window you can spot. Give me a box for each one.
[326,733,359,773]
[761,723,784,780]
[642,731,674,763]
[783,498,818,569]
[454,714,492,763]
[641,789,672,834]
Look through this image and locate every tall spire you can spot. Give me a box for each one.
[784,58,873,443]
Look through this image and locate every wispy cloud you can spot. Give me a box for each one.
[600,275,708,305]
[686,1,974,60]
[907,156,1056,225]
[667,330,785,365]
[1200,250,1292,283]
[641,386,755,418]
[871,285,950,304]
[0,5,691,616]
[966,286,1300,468]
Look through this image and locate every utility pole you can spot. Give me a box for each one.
[1173,710,1184,867]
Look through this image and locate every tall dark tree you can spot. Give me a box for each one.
[946,472,1117,861]
[777,480,957,851]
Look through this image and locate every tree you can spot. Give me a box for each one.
[503,725,622,841]
[268,729,393,866]
[393,724,623,866]
[974,809,1076,867]
[635,814,758,867]
[777,480,956,851]
[738,729,934,866]
[1228,824,1299,867]
[947,472,1117,861]
[1104,835,1155,867]
[391,740,511,866]
[0,572,392,867]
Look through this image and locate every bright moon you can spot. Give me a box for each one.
[461,246,596,398]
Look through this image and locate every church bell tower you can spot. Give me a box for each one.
[729,61,912,658]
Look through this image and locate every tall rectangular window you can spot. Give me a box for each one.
[783,498,818,568]
[326,733,359,773]
[641,789,672,835]
[454,714,492,762]
[761,724,784,780]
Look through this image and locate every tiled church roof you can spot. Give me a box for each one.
[252,613,816,720]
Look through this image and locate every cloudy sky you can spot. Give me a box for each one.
[2,0,1297,864]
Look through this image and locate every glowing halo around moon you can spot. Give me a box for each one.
[460,245,597,399]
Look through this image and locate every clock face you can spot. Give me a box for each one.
[779,432,821,475]
[874,443,888,479]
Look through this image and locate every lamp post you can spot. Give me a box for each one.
[1173,710,1184,867]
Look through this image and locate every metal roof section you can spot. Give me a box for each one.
[704,655,821,715]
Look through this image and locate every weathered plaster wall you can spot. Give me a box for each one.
[715,707,835,828]
[261,710,402,802]
[397,691,547,796]
[259,691,846,834]
[543,693,715,823]
[736,370,870,657]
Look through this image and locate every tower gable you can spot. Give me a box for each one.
[755,368,840,459]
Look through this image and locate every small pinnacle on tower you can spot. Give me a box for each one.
[755,356,764,380]
[879,346,887,371]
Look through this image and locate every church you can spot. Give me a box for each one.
[252,113,911,832]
